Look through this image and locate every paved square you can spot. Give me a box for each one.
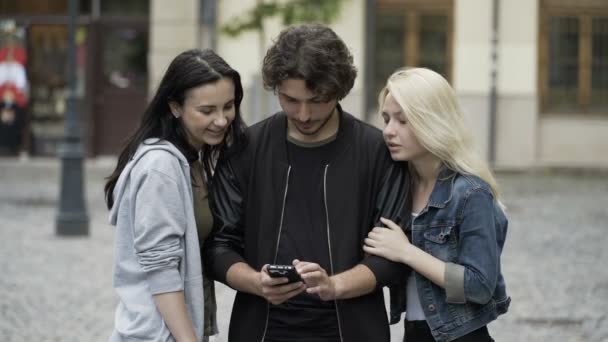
[1,160,606,341]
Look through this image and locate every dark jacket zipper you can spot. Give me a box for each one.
[323,164,344,342]
[260,166,291,342]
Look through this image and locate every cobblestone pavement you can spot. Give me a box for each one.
[0,159,606,342]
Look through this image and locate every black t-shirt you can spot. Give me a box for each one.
[265,134,341,342]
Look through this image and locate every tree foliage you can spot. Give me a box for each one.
[222,0,345,37]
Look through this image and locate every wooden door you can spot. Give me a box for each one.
[91,20,148,155]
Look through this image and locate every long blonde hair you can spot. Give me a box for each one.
[378,67,502,200]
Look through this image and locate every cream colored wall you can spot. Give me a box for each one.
[497,1,537,95]
[216,0,366,122]
[148,0,199,94]
[216,0,263,91]
[453,0,492,160]
[494,0,538,169]
[539,117,608,168]
[331,1,365,117]
[454,0,540,169]
[453,0,492,94]
[217,0,280,124]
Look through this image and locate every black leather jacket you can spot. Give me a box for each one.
[204,108,410,342]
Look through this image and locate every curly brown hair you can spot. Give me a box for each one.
[262,24,357,101]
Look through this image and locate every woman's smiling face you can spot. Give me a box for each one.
[171,78,236,149]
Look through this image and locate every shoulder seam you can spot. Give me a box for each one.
[458,187,493,220]
[135,151,183,184]
[147,168,180,184]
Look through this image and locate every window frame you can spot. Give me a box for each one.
[539,0,608,116]
[377,0,454,83]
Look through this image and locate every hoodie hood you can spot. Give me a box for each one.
[109,139,189,225]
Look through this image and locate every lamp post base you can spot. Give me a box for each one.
[55,142,89,236]
[56,212,89,236]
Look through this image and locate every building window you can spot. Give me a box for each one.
[99,0,149,17]
[371,0,453,112]
[0,0,91,15]
[0,0,148,17]
[539,0,608,114]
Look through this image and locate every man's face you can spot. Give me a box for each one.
[277,79,338,142]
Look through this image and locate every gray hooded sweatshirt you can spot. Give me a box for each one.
[109,140,205,342]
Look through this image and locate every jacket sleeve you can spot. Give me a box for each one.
[360,158,412,287]
[444,188,500,305]
[133,169,186,295]
[203,158,247,284]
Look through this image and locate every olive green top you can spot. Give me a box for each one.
[192,161,217,336]
[192,163,213,242]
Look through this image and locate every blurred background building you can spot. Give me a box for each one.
[0,0,148,156]
[1,0,606,169]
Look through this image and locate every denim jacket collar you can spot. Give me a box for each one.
[427,166,457,209]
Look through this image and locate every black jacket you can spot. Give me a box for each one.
[205,108,410,342]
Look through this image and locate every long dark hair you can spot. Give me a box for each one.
[104,49,246,209]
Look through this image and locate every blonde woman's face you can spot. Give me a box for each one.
[381,93,428,162]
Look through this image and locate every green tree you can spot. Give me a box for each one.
[222,0,345,37]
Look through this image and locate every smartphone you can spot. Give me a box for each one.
[267,264,302,283]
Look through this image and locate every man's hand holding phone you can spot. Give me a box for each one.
[259,264,306,305]
[293,259,338,301]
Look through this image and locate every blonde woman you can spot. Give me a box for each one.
[364,68,510,342]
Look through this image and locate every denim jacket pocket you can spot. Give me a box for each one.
[422,225,457,262]
[423,225,454,244]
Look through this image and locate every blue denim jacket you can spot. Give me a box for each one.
[390,168,510,342]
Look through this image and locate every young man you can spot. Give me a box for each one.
[205,24,410,342]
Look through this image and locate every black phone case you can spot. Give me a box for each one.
[267,264,301,283]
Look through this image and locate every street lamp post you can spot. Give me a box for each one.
[56,0,89,236]
[488,0,500,167]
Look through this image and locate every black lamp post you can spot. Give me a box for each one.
[56,0,89,236]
